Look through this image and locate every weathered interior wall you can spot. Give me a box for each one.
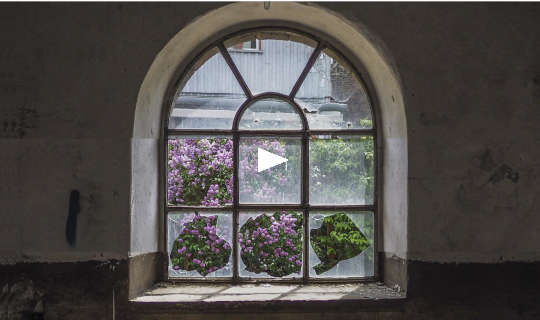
[2,1,538,265]
[1,2,540,319]
[323,2,540,263]
[0,3,223,262]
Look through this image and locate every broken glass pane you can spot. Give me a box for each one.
[309,212,374,278]
[239,211,303,278]
[168,211,233,278]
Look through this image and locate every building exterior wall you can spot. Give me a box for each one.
[182,39,331,99]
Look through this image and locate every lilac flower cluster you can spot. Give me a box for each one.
[239,139,292,203]
[170,214,232,276]
[168,138,233,206]
[239,211,303,277]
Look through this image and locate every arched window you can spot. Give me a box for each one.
[165,29,377,282]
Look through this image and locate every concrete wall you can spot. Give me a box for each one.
[1,2,539,266]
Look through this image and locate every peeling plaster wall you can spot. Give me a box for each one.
[1,3,539,267]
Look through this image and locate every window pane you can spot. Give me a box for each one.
[309,211,374,278]
[225,31,317,95]
[238,98,303,130]
[239,211,303,278]
[239,137,301,204]
[309,135,374,205]
[295,48,373,129]
[168,137,233,206]
[168,211,233,278]
[169,47,246,129]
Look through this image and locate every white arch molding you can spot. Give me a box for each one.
[130,2,408,280]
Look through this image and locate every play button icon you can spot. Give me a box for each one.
[257,148,288,172]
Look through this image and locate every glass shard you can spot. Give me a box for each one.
[239,211,303,278]
[309,212,374,277]
[168,212,233,278]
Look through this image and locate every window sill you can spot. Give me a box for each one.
[129,282,405,313]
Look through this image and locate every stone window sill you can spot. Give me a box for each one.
[129,282,406,313]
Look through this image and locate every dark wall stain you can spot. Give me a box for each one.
[419,111,449,126]
[65,190,81,247]
[489,164,519,184]
[473,149,497,172]
[473,149,519,184]
[0,279,44,320]
[533,74,540,98]
[1,105,38,138]
[0,260,127,320]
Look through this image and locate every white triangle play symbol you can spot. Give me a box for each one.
[257,148,288,172]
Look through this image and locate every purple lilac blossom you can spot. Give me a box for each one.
[167,138,233,206]
[239,211,303,277]
[169,213,232,276]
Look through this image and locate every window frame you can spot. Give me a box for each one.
[229,39,263,53]
[164,27,379,284]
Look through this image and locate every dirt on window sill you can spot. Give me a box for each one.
[129,282,405,313]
